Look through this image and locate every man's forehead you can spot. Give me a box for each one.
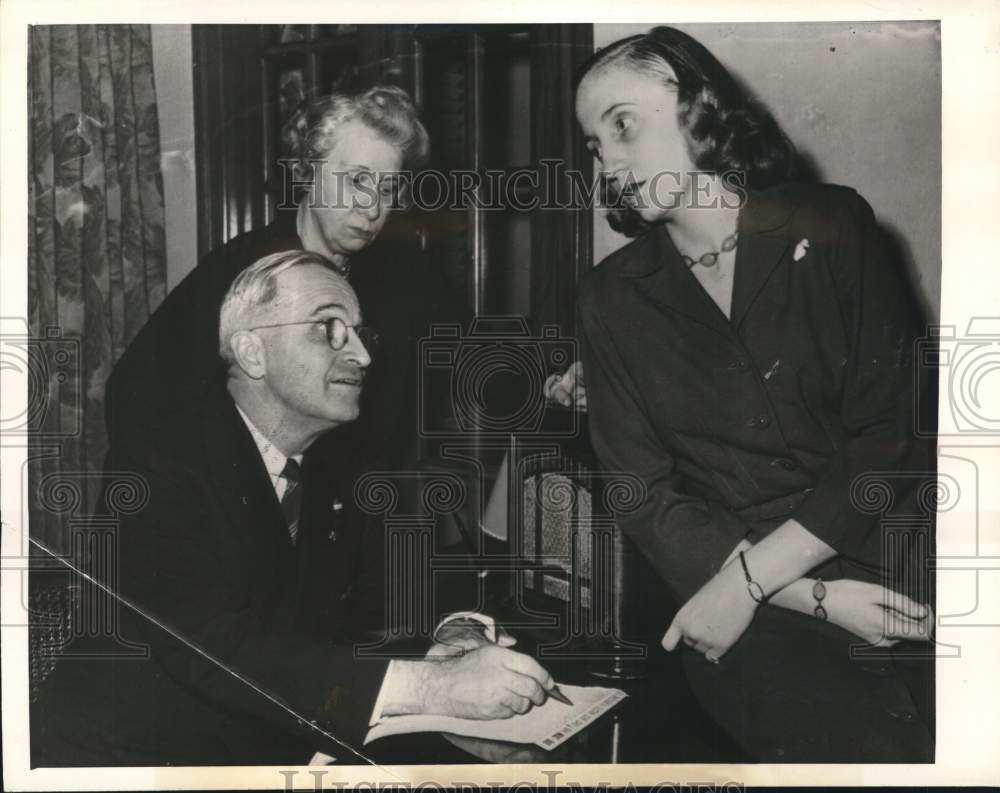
[275,265,359,314]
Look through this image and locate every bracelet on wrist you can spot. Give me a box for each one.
[738,550,769,606]
[812,578,828,620]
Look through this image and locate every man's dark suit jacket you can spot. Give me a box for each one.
[33,384,391,766]
[578,183,934,604]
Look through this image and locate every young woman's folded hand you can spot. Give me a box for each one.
[825,580,934,647]
[661,561,759,661]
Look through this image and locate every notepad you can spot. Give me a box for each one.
[364,684,627,750]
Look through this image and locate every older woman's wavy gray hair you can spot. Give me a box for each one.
[281,84,430,195]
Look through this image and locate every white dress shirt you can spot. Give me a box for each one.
[235,404,303,501]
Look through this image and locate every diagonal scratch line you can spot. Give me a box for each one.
[28,535,398,773]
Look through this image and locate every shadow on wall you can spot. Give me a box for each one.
[792,145,932,329]
[728,55,936,332]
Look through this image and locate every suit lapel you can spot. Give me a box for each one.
[728,186,805,329]
[729,231,792,330]
[293,445,342,600]
[622,226,734,338]
[620,185,804,335]
[202,384,297,570]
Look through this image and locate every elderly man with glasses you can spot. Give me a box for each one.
[32,250,555,767]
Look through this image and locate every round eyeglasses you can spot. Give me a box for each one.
[249,317,379,355]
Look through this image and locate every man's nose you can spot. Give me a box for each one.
[344,328,372,369]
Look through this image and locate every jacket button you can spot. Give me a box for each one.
[747,415,771,429]
[770,457,798,471]
[727,358,750,372]
[888,709,917,722]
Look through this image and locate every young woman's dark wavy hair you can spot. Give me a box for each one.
[574,26,797,237]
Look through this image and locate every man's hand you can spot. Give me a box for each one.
[544,361,586,410]
[661,560,758,661]
[389,645,554,719]
[824,580,933,646]
[428,619,515,658]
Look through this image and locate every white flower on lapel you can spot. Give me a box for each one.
[793,238,811,262]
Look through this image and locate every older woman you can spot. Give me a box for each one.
[106,85,462,474]
[574,26,935,762]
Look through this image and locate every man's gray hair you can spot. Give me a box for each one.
[218,249,344,366]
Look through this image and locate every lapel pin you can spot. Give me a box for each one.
[332,499,344,512]
[793,238,810,261]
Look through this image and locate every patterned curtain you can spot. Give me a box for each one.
[28,25,166,552]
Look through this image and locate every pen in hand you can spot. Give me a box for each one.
[546,684,574,706]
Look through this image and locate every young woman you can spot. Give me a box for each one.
[574,26,936,762]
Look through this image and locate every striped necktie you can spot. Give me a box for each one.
[280,458,302,544]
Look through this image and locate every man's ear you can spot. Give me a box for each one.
[229,330,267,379]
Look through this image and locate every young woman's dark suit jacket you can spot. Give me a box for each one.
[577,183,935,761]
